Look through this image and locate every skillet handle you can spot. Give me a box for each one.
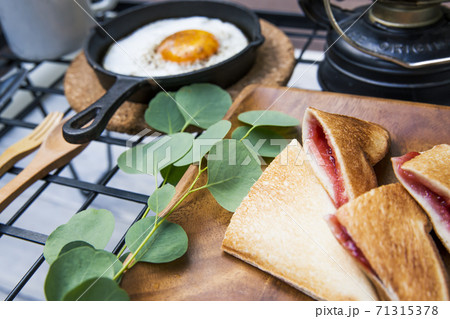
[63,77,143,144]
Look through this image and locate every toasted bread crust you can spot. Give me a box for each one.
[393,145,450,253]
[302,107,390,203]
[222,140,378,301]
[336,184,449,301]
[394,166,450,253]
[402,144,450,198]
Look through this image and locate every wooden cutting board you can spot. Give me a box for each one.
[120,84,450,300]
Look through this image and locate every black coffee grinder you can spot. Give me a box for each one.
[299,0,450,105]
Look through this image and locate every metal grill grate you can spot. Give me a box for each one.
[0,1,325,301]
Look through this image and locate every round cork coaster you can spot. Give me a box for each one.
[64,19,295,136]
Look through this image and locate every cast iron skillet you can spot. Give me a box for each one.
[63,0,264,144]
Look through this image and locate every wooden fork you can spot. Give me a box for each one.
[0,112,63,177]
[0,118,89,212]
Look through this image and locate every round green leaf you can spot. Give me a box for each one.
[117,140,157,174]
[148,184,176,214]
[175,120,231,166]
[125,216,188,263]
[160,164,189,186]
[45,246,122,301]
[117,133,194,176]
[237,110,299,127]
[231,126,289,158]
[206,139,262,212]
[63,278,129,301]
[58,241,94,258]
[145,92,185,134]
[175,83,232,129]
[44,209,115,265]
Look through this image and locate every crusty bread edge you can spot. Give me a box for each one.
[362,269,396,301]
[421,224,450,300]
[401,145,450,199]
[222,244,326,301]
[307,107,391,165]
[413,220,450,300]
[404,169,450,199]
[302,110,337,204]
[393,164,450,253]
[312,108,378,202]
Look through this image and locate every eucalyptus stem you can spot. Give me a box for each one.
[113,165,206,281]
[162,166,171,185]
[189,184,209,193]
[116,245,127,259]
[154,169,159,188]
[141,206,151,219]
[239,125,257,141]
[180,121,190,133]
[115,200,152,259]
[113,221,159,281]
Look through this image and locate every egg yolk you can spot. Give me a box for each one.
[156,29,219,63]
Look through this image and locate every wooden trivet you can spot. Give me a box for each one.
[63,19,295,136]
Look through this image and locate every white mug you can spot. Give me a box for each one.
[0,0,118,61]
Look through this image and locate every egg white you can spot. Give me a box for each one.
[103,16,249,77]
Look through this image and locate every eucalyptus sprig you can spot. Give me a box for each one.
[42,83,299,301]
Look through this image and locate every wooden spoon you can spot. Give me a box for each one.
[0,118,89,213]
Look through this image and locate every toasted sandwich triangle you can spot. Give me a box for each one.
[222,139,378,301]
[335,183,449,301]
[302,107,390,206]
[393,144,450,253]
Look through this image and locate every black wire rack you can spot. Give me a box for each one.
[0,1,325,301]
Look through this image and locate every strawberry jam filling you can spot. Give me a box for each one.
[393,152,450,230]
[327,215,377,277]
[308,117,348,207]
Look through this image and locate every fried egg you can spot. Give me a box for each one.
[103,16,248,77]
